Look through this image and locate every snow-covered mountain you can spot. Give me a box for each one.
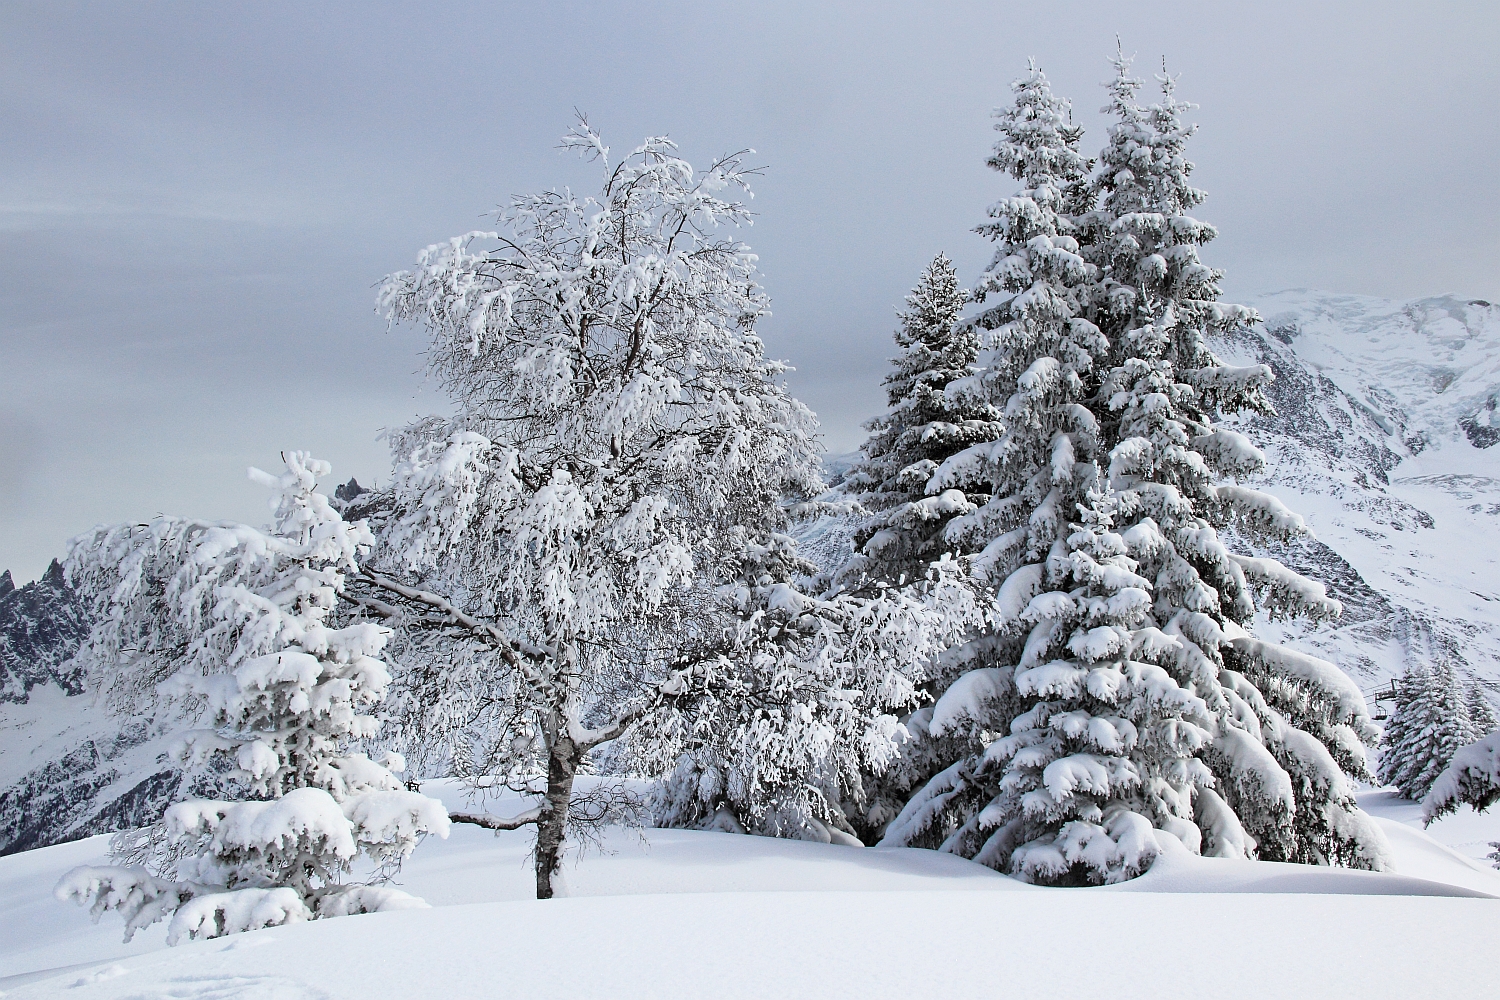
[3,291,1498,856]
[1212,291,1500,714]
[0,561,87,703]
[0,565,186,856]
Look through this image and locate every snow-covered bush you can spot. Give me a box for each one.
[877,56,1389,881]
[1379,664,1483,800]
[641,533,985,842]
[56,454,449,943]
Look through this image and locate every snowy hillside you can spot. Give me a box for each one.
[2,779,1497,997]
[1213,292,1500,708]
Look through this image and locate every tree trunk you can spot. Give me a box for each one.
[534,734,578,899]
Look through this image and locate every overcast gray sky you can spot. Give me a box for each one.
[2,1,1496,583]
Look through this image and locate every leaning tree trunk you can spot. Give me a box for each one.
[535,733,579,899]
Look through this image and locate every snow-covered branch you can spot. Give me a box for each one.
[448,807,544,831]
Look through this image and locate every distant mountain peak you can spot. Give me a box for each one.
[0,557,88,704]
[334,478,368,503]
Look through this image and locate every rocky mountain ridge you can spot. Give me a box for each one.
[0,560,88,703]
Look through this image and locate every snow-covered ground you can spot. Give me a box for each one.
[4,779,1497,998]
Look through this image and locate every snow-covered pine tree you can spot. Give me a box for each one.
[965,492,1223,882]
[861,62,1108,846]
[884,54,1389,879]
[875,60,1117,862]
[368,121,957,894]
[1422,725,1500,825]
[1074,52,1386,870]
[1379,664,1479,800]
[836,254,1001,592]
[1467,681,1499,736]
[57,453,448,944]
[932,59,1103,592]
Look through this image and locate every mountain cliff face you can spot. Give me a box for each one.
[0,560,89,703]
[1213,292,1500,715]
[2,294,1497,855]
[0,565,190,856]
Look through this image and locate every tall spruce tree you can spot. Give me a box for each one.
[881,54,1389,880]
[850,63,1104,843]
[1087,56,1385,869]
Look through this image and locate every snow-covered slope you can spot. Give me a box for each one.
[1214,291,1500,708]
[3,779,1497,997]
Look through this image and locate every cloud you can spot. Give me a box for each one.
[1,1,1497,580]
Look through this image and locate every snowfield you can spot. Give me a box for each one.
[3,780,1497,998]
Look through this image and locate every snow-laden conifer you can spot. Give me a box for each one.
[1422,726,1500,825]
[1380,664,1480,800]
[836,254,1001,591]
[953,494,1218,882]
[883,55,1388,878]
[855,64,1106,846]
[56,454,448,943]
[1468,682,1499,737]
[932,60,1104,590]
[1080,53,1384,870]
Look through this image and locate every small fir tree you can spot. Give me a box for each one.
[1467,682,1499,737]
[57,454,448,944]
[837,254,1001,592]
[1380,664,1479,800]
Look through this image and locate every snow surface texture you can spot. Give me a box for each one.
[2,780,1496,997]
